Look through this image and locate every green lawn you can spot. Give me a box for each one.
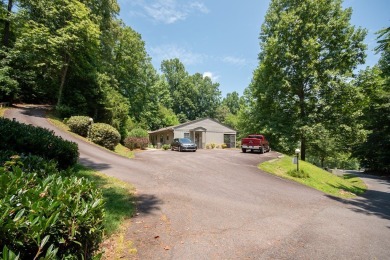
[259,155,367,198]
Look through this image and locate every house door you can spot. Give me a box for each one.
[195,132,202,149]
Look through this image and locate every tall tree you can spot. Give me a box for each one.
[161,58,221,121]
[222,91,240,115]
[251,0,366,160]
[354,27,390,173]
[11,0,100,105]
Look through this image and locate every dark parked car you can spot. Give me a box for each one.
[171,138,197,152]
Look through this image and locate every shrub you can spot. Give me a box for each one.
[211,143,216,149]
[0,118,79,169]
[89,123,120,150]
[128,128,148,138]
[0,156,104,259]
[161,144,170,150]
[124,137,149,150]
[221,143,227,149]
[67,116,91,137]
[206,143,211,149]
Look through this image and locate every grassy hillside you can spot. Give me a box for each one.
[259,155,366,198]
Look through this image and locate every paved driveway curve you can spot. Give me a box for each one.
[4,106,390,259]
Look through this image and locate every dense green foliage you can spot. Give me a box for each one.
[160,58,222,122]
[0,118,78,169]
[353,27,390,174]
[241,0,367,163]
[67,116,91,137]
[128,128,148,138]
[0,155,104,259]
[89,122,120,150]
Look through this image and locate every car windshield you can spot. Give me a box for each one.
[180,138,193,144]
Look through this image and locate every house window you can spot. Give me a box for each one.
[184,132,190,139]
[166,134,169,141]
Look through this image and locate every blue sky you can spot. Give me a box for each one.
[118,0,389,97]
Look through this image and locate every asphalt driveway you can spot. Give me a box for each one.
[4,106,390,259]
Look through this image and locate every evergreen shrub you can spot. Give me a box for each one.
[89,123,120,150]
[0,156,104,259]
[0,118,79,169]
[67,116,91,137]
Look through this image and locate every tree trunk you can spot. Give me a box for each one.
[301,137,306,161]
[299,85,307,161]
[2,0,13,48]
[57,54,70,106]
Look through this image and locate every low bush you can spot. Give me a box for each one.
[124,137,149,150]
[89,123,121,150]
[0,118,79,169]
[221,143,228,149]
[67,116,91,137]
[0,156,104,259]
[161,144,170,150]
[287,169,309,178]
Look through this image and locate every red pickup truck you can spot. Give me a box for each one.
[241,134,270,154]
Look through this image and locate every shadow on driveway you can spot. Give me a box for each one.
[326,173,390,221]
[79,157,112,171]
[136,194,163,215]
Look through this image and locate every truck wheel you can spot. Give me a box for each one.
[179,146,182,152]
[242,148,246,153]
[260,147,264,154]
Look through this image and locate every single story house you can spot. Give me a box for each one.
[148,118,237,149]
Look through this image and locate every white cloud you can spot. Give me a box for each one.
[189,2,210,14]
[150,44,206,66]
[203,71,220,82]
[130,0,209,24]
[222,56,247,66]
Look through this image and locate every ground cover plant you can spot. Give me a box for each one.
[259,155,367,198]
[0,155,105,259]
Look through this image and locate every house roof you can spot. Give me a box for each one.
[148,117,236,134]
